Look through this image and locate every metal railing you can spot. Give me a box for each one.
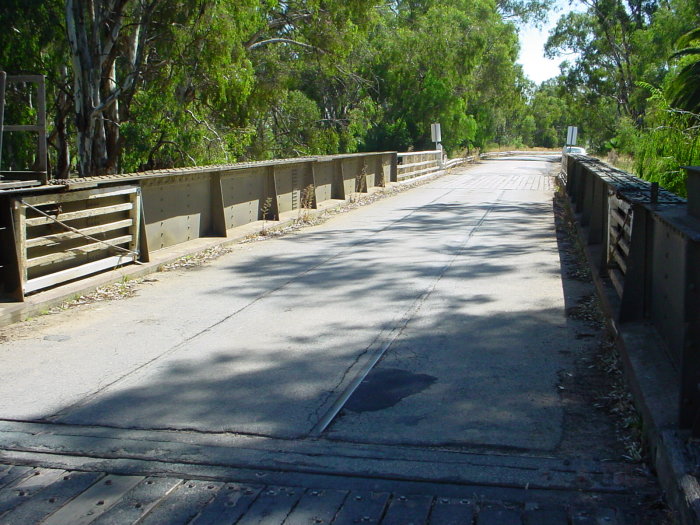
[0,148,477,298]
[1,152,396,297]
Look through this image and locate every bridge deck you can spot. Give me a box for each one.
[0,156,671,523]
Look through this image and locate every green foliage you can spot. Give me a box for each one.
[0,0,70,173]
[522,0,700,196]
[667,27,700,114]
[3,0,544,173]
[631,83,700,196]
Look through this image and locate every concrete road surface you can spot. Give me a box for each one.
[0,156,572,451]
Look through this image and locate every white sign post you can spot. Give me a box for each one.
[566,126,578,146]
[431,123,442,144]
[431,123,443,168]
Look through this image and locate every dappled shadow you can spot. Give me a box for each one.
[208,200,558,308]
[47,303,569,447]
[32,192,599,455]
[0,165,622,473]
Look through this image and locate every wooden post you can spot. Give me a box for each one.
[0,71,5,174]
[129,188,143,260]
[36,76,47,180]
[138,189,150,263]
[11,199,27,298]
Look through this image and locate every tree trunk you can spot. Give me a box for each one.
[64,0,154,176]
[54,65,72,178]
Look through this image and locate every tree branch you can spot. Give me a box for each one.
[247,38,325,52]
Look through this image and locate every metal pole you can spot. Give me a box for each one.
[0,71,6,175]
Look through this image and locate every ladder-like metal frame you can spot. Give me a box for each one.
[0,72,48,185]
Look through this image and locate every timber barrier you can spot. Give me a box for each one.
[562,154,700,436]
[0,150,454,301]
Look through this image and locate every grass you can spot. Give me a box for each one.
[297,184,315,223]
[605,150,637,174]
[260,196,273,235]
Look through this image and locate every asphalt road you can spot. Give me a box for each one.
[0,157,568,449]
[0,156,674,524]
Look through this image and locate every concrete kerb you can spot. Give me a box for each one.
[0,164,464,328]
[561,181,699,525]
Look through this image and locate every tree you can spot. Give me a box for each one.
[667,27,700,114]
[65,0,160,175]
[4,0,556,174]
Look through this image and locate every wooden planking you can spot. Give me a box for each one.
[282,489,348,525]
[330,491,390,525]
[88,477,181,524]
[0,472,103,524]
[618,236,630,257]
[25,219,133,248]
[137,481,222,525]
[427,498,475,525]
[13,185,141,295]
[398,165,441,180]
[236,486,301,525]
[380,494,433,525]
[0,468,68,516]
[26,235,133,268]
[610,268,625,298]
[0,180,40,189]
[22,186,138,207]
[0,466,35,490]
[41,475,144,525]
[25,202,133,227]
[398,159,439,170]
[24,254,136,293]
[611,248,628,274]
[189,484,261,525]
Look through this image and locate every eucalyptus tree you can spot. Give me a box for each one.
[359,0,531,153]
[543,0,699,150]
[65,0,162,175]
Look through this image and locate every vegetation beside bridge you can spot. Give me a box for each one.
[1,0,699,195]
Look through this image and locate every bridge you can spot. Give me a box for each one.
[0,152,695,523]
